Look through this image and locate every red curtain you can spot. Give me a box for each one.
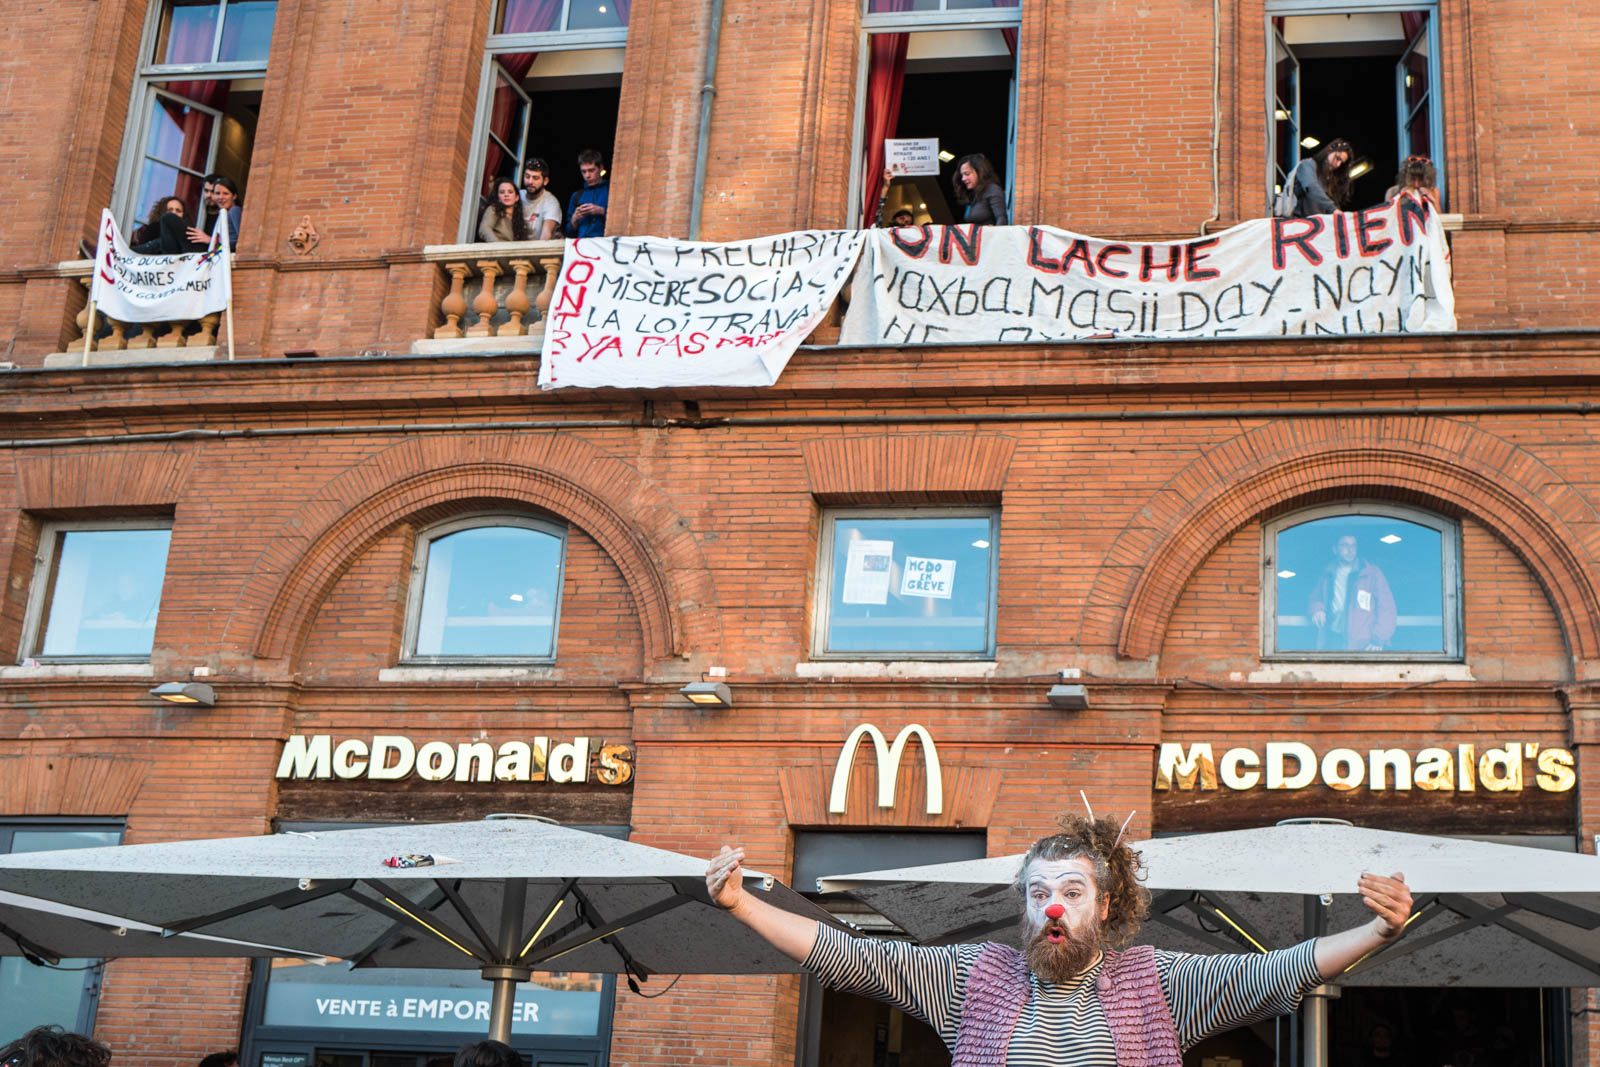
[860,31,909,226]
[156,11,228,218]
[1401,11,1426,40]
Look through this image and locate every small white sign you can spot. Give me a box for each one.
[885,138,941,177]
[900,556,955,599]
[842,539,895,605]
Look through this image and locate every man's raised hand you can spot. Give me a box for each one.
[706,845,747,910]
[1358,872,1412,939]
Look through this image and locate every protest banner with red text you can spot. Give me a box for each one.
[537,230,864,389]
[840,197,1454,345]
[89,209,232,323]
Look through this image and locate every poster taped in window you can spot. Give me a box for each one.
[841,539,894,605]
[900,556,955,598]
[89,208,232,323]
[884,138,941,177]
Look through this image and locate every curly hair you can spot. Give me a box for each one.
[0,1026,111,1067]
[1014,814,1149,946]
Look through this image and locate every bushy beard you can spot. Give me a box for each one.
[1021,915,1101,984]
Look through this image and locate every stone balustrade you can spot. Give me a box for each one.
[416,240,565,353]
[48,260,225,367]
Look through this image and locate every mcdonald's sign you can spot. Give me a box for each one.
[828,723,943,816]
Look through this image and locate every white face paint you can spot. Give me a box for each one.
[1022,856,1104,942]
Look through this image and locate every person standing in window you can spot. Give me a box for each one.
[952,153,1007,226]
[132,197,207,254]
[520,157,562,240]
[566,149,609,239]
[1385,155,1442,213]
[188,176,242,248]
[1290,139,1352,218]
[1307,533,1397,651]
[479,178,533,242]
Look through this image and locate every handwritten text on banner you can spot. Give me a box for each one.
[538,230,864,389]
[89,208,231,324]
[840,199,1455,345]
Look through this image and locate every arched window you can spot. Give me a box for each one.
[401,517,567,663]
[1262,503,1460,659]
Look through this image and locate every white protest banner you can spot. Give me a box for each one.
[89,208,232,323]
[900,556,955,599]
[842,540,895,605]
[840,196,1455,345]
[537,230,864,389]
[885,138,941,177]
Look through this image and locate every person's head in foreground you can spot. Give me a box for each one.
[0,1027,112,1067]
[196,1052,239,1067]
[891,208,915,226]
[1014,814,1148,983]
[452,1041,524,1067]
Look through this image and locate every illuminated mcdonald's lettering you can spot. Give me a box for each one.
[828,723,943,816]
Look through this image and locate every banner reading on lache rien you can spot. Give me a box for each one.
[90,208,232,323]
[537,230,864,389]
[840,197,1455,345]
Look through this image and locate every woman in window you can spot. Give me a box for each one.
[952,154,1007,226]
[478,178,532,243]
[1385,155,1442,213]
[131,196,206,254]
[185,176,243,248]
[1290,138,1352,218]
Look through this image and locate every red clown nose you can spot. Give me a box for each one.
[1045,903,1065,920]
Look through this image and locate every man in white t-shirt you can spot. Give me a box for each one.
[520,157,562,240]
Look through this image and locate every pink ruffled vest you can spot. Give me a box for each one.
[950,943,1183,1067]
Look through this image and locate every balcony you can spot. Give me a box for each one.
[412,240,567,355]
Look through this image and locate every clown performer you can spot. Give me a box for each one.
[705,815,1412,1066]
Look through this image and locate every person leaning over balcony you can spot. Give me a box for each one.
[565,149,609,239]
[520,157,562,240]
[1385,155,1441,214]
[131,196,207,254]
[952,153,1007,226]
[1290,138,1352,218]
[479,178,533,243]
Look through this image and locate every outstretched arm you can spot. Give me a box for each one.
[1312,872,1412,979]
[706,845,821,963]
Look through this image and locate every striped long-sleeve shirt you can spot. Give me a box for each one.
[805,925,1324,1067]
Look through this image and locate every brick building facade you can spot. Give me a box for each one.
[1,1,1598,1066]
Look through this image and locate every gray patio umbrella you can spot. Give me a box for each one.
[0,818,834,1043]
[819,824,1600,1067]
[0,888,321,962]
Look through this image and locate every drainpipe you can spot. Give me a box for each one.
[687,0,726,241]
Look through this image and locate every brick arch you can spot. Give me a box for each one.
[1085,418,1600,663]
[232,435,719,666]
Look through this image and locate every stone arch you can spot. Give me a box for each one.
[231,434,719,666]
[1084,418,1600,664]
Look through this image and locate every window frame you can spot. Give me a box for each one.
[811,506,1001,662]
[1259,501,1463,662]
[399,515,569,666]
[18,518,174,665]
[846,5,1023,230]
[1262,0,1444,213]
[456,11,629,243]
[0,818,125,1039]
[111,0,275,230]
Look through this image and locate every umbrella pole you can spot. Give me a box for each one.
[483,965,532,1044]
[1301,985,1337,1067]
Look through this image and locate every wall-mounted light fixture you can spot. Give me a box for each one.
[1046,668,1088,711]
[679,681,732,708]
[149,682,216,707]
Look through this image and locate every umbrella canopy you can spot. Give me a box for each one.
[0,888,320,963]
[818,824,1600,987]
[0,819,833,1041]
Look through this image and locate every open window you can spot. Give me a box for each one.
[115,0,275,235]
[1267,1,1442,213]
[459,0,628,242]
[853,1,1020,228]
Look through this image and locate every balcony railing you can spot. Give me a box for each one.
[50,260,224,367]
[413,240,566,355]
